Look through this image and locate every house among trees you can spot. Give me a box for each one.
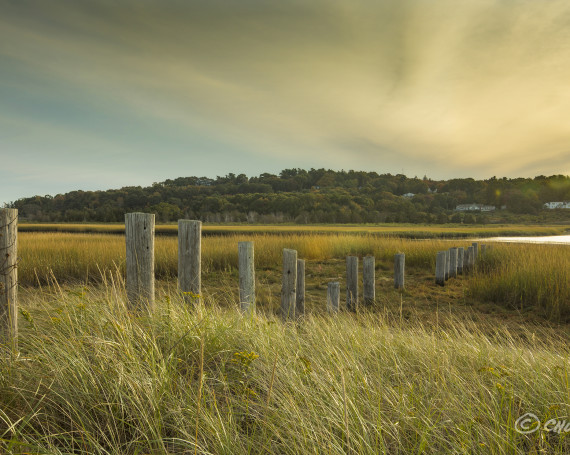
[543,201,570,209]
[455,204,496,212]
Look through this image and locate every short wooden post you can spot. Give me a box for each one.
[394,253,405,289]
[472,242,478,262]
[125,212,155,310]
[363,256,375,306]
[435,251,446,286]
[238,241,255,315]
[444,250,450,280]
[0,209,18,349]
[346,256,358,312]
[281,249,297,320]
[178,220,201,300]
[449,248,458,278]
[327,282,340,313]
[296,259,305,317]
[457,247,464,275]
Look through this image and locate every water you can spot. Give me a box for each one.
[483,235,570,245]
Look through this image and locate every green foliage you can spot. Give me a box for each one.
[11,170,570,224]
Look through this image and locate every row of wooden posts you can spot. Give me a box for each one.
[435,242,488,286]
[1,209,488,348]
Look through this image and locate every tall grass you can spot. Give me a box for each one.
[19,232,462,286]
[1,285,569,454]
[469,244,570,320]
[19,222,569,238]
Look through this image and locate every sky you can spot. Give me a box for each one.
[1,0,570,205]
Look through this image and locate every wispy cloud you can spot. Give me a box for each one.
[1,0,570,202]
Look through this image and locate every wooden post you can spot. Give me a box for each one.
[281,249,297,320]
[457,247,464,275]
[444,250,450,280]
[481,244,487,256]
[435,251,446,286]
[472,242,478,262]
[449,248,458,278]
[363,256,375,306]
[178,220,201,300]
[125,212,155,310]
[465,246,474,272]
[394,253,405,289]
[238,241,255,315]
[327,282,340,313]
[346,256,358,312]
[296,259,305,317]
[0,209,18,349]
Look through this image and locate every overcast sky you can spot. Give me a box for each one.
[2,0,570,204]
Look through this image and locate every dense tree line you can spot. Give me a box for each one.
[10,169,570,224]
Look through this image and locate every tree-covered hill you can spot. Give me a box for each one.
[9,169,570,224]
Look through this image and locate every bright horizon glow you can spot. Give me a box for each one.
[1,0,570,205]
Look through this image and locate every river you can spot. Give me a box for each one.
[483,235,570,245]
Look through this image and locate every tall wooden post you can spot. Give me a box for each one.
[449,248,458,279]
[125,212,155,310]
[296,259,305,318]
[465,246,474,272]
[457,247,464,275]
[0,209,18,349]
[444,250,450,280]
[178,220,201,300]
[327,282,340,313]
[472,242,478,262]
[238,242,255,315]
[281,249,297,320]
[346,256,358,312]
[363,256,375,306]
[394,253,405,289]
[435,251,446,286]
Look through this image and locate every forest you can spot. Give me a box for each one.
[9,169,570,224]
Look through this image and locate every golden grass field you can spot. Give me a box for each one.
[17,228,570,320]
[18,222,569,238]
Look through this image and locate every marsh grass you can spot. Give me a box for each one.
[18,222,568,238]
[2,282,570,454]
[470,244,570,320]
[19,233,456,286]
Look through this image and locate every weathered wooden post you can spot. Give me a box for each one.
[457,247,464,275]
[472,242,478,262]
[465,246,474,272]
[449,248,458,278]
[238,241,255,315]
[0,209,18,349]
[327,282,340,313]
[394,253,405,289]
[363,256,375,306]
[125,212,155,310]
[435,251,446,286]
[281,249,297,320]
[346,256,358,312]
[296,259,305,317]
[444,250,450,280]
[178,220,201,301]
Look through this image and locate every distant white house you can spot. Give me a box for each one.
[544,201,570,209]
[402,193,415,198]
[455,204,496,212]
